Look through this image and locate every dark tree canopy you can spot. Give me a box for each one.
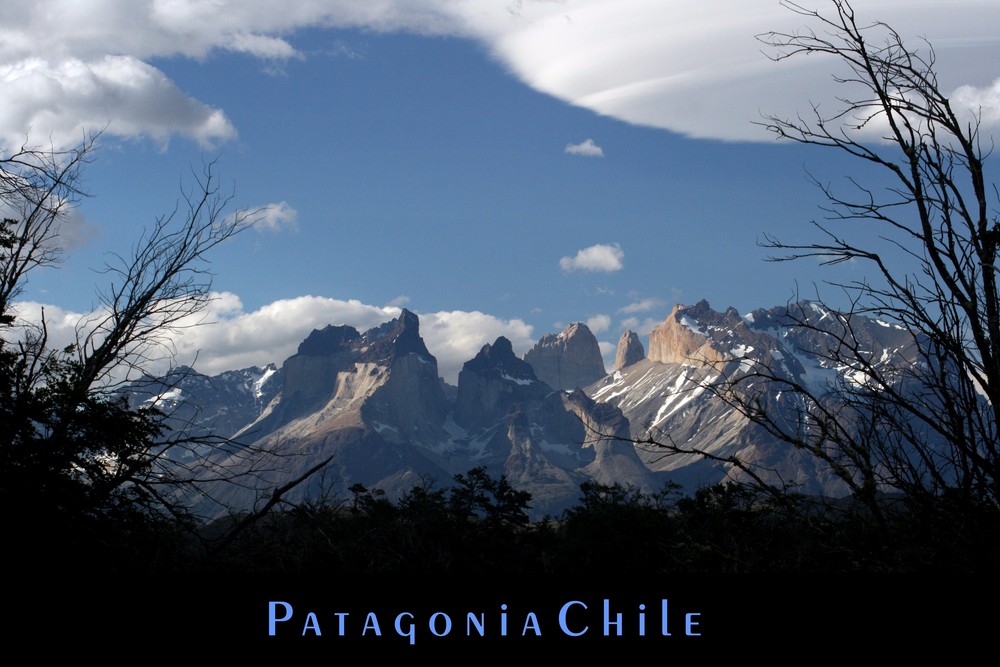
[0,139,258,566]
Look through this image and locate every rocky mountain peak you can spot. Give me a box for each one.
[131,297,939,520]
[523,322,606,390]
[614,329,645,370]
[358,308,430,363]
[123,363,282,440]
[463,336,537,381]
[648,301,741,366]
[230,309,447,446]
[296,324,361,357]
[454,336,548,431]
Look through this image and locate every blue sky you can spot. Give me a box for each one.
[3,1,999,383]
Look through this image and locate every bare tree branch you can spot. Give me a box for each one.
[647,1,998,527]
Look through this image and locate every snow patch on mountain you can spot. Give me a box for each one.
[144,387,183,408]
[252,365,277,398]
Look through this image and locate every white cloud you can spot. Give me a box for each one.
[586,313,611,334]
[167,294,401,377]
[11,293,535,385]
[226,33,300,60]
[3,2,999,146]
[0,198,100,252]
[386,295,411,307]
[241,201,298,233]
[9,295,399,383]
[484,0,1000,141]
[565,138,604,157]
[0,2,454,148]
[0,56,235,149]
[419,309,535,383]
[0,2,462,65]
[6,301,88,352]
[951,77,1000,128]
[560,242,623,273]
[619,297,664,314]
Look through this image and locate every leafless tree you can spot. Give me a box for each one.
[76,161,249,390]
[664,1,998,531]
[0,138,322,548]
[0,136,95,316]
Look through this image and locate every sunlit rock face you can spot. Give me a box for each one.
[614,329,645,371]
[523,322,606,390]
[590,300,924,496]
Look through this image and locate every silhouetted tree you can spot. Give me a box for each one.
[655,1,999,567]
[449,466,531,526]
[0,138,264,567]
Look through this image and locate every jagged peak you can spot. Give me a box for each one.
[463,336,537,381]
[287,311,436,373]
[359,309,433,363]
[614,329,645,370]
[650,300,748,365]
[491,335,515,357]
[671,299,727,320]
[668,300,746,329]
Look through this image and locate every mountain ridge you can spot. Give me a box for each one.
[130,300,923,517]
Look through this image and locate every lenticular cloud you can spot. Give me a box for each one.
[478,0,1000,141]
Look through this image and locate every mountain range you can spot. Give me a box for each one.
[127,300,919,518]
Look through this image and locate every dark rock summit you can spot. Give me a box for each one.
[296,324,360,357]
[357,308,430,363]
[454,336,548,431]
[461,336,536,380]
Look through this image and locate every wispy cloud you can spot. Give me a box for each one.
[586,313,611,333]
[226,33,300,60]
[242,201,298,233]
[619,297,664,314]
[619,315,661,336]
[560,242,623,273]
[386,295,411,307]
[0,199,100,252]
[565,138,604,157]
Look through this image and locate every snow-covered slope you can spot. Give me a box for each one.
[588,300,921,494]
